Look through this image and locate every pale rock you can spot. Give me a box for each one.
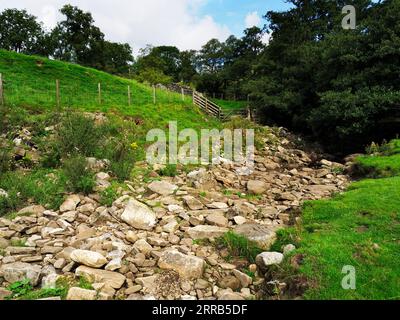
[0,262,42,286]
[75,266,126,289]
[18,205,45,216]
[66,287,97,300]
[70,249,108,268]
[105,258,122,271]
[148,181,178,196]
[60,195,81,212]
[256,252,284,271]
[205,213,228,227]
[233,269,252,288]
[218,292,245,300]
[235,223,281,250]
[125,231,138,243]
[162,220,179,233]
[187,225,229,240]
[133,239,153,255]
[207,202,228,209]
[121,199,157,231]
[183,196,203,210]
[158,249,205,279]
[233,216,247,225]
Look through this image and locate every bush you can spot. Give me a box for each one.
[99,186,119,207]
[57,112,101,158]
[0,144,11,174]
[158,164,177,177]
[105,136,136,182]
[63,156,95,194]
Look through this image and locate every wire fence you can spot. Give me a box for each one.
[0,74,190,114]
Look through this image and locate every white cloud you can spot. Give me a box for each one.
[0,0,231,55]
[245,11,261,28]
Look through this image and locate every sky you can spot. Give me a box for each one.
[0,0,293,55]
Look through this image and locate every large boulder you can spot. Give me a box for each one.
[121,199,157,230]
[187,225,229,240]
[235,223,281,250]
[0,262,42,286]
[70,250,108,268]
[75,266,126,289]
[158,249,205,279]
[148,181,178,196]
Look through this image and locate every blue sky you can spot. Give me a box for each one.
[199,0,293,36]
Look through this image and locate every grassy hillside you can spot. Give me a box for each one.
[212,98,248,112]
[0,50,219,130]
[272,139,400,300]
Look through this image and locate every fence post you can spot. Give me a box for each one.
[181,88,185,102]
[128,85,131,106]
[0,73,4,106]
[205,98,209,114]
[56,79,60,111]
[153,85,156,104]
[98,83,102,104]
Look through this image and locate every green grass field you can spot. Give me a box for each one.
[0,50,219,130]
[273,139,400,300]
[212,98,248,111]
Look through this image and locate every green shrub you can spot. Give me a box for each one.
[99,186,119,207]
[158,164,177,177]
[105,137,136,182]
[63,156,95,194]
[57,112,101,158]
[0,144,12,174]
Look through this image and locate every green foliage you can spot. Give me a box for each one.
[99,186,119,207]
[78,276,94,290]
[57,112,101,158]
[0,169,66,216]
[158,164,177,177]
[105,137,136,182]
[6,279,33,299]
[10,239,27,247]
[63,156,95,194]
[0,144,12,174]
[6,278,69,300]
[216,231,263,264]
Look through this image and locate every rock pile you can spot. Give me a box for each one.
[0,127,350,300]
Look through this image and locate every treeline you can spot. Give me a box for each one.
[0,5,133,75]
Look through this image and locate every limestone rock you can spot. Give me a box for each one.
[75,266,126,289]
[158,249,205,279]
[256,252,284,271]
[187,225,229,240]
[18,205,45,216]
[121,199,157,230]
[70,250,108,268]
[148,181,178,196]
[60,195,81,212]
[235,223,281,250]
[233,269,252,288]
[0,262,42,286]
[205,213,228,227]
[66,287,97,300]
[247,180,267,195]
[183,196,203,210]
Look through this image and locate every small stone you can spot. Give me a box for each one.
[60,195,81,212]
[206,213,228,227]
[54,258,66,269]
[183,196,204,210]
[162,220,179,233]
[121,199,157,231]
[218,276,241,290]
[125,231,138,243]
[125,285,142,295]
[133,239,153,255]
[75,266,126,289]
[148,181,178,196]
[247,180,267,195]
[70,250,108,268]
[158,249,205,279]
[233,216,247,225]
[18,205,45,216]
[256,252,284,271]
[187,225,229,240]
[233,270,252,288]
[66,287,97,300]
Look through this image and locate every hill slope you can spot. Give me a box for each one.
[0,50,219,130]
